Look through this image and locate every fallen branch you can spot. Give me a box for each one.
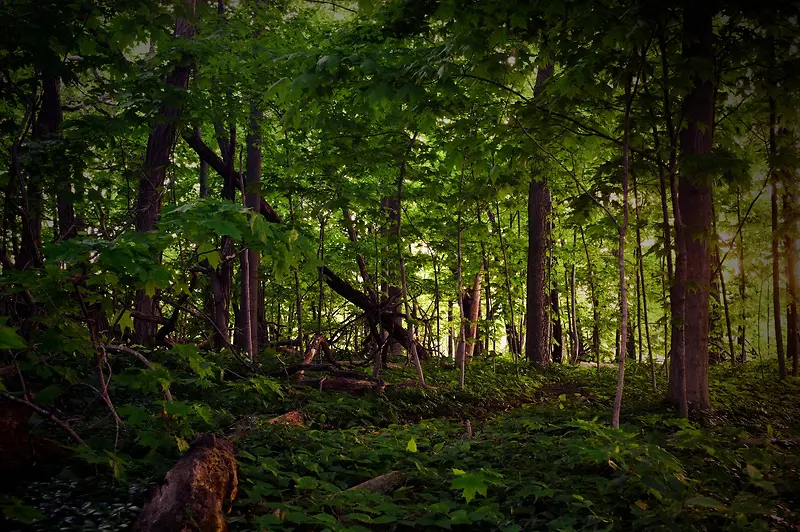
[347,471,407,494]
[0,391,87,447]
[107,345,173,401]
[134,434,237,532]
[295,377,383,394]
[267,363,377,381]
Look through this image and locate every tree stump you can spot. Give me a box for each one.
[134,434,237,532]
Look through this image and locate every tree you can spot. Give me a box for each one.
[133,0,197,345]
[666,3,715,410]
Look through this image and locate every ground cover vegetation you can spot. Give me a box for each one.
[0,0,799,530]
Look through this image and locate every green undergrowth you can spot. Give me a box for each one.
[2,356,799,531]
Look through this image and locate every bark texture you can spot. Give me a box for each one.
[667,4,714,409]
[134,434,237,532]
[526,177,551,366]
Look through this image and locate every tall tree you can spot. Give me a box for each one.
[667,4,715,409]
[133,0,197,344]
[525,65,553,367]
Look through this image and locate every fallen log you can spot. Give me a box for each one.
[347,471,407,494]
[134,434,237,532]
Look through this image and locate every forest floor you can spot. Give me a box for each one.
[2,355,799,531]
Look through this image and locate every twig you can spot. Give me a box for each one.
[303,0,356,12]
[106,345,174,401]
[514,116,619,228]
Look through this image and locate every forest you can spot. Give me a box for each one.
[1,0,799,530]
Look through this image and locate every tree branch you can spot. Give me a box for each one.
[0,391,88,447]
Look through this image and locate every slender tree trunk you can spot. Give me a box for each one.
[783,180,798,376]
[495,204,519,359]
[769,98,786,379]
[197,126,209,199]
[569,239,580,364]
[244,109,262,354]
[612,75,632,430]
[133,1,197,344]
[736,205,747,363]
[712,207,735,363]
[395,137,425,386]
[432,252,441,356]
[551,286,563,364]
[448,301,454,360]
[633,171,655,386]
[464,267,484,362]
[580,226,600,365]
[456,166,467,387]
[317,215,326,337]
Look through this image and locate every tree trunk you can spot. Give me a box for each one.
[770,101,786,379]
[526,177,550,366]
[396,135,425,386]
[580,226,600,365]
[712,206,735,363]
[464,267,484,362]
[243,111,261,354]
[569,239,580,364]
[550,286,563,364]
[133,1,197,345]
[40,76,75,241]
[783,174,799,376]
[612,75,631,429]
[667,5,714,410]
[494,204,520,359]
[456,163,467,387]
[736,191,746,363]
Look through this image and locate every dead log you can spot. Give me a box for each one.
[134,434,237,532]
[347,471,407,494]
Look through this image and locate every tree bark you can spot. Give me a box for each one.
[134,434,237,532]
[526,177,551,366]
[783,172,799,376]
[464,267,484,362]
[770,102,786,379]
[133,1,197,345]
[524,66,554,367]
[667,5,714,410]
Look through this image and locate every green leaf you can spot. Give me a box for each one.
[0,326,26,349]
[451,473,487,503]
[685,496,727,510]
[296,476,319,489]
[1,499,46,524]
[406,437,418,453]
